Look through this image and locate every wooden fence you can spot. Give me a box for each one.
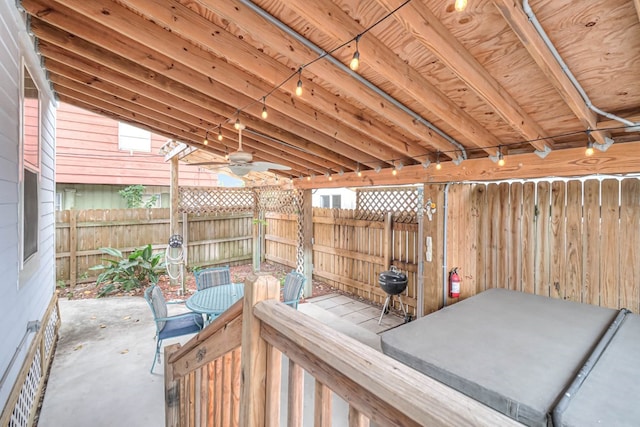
[447,177,640,313]
[56,177,640,315]
[55,209,252,286]
[264,177,640,316]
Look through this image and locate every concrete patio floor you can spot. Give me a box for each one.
[37,292,404,426]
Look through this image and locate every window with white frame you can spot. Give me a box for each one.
[332,194,342,209]
[321,195,330,208]
[118,122,151,152]
[21,64,40,269]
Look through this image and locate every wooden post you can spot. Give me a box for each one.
[288,360,304,427]
[265,345,282,427]
[170,156,179,236]
[170,157,179,286]
[348,406,370,427]
[302,189,313,297]
[416,186,425,318]
[69,210,77,288]
[165,343,182,427]
[239,274,280,427]
[314,380,332,427]
[182,212,189,268]
[382,211,393,270]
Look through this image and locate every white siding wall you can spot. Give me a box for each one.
[0,0,56,409]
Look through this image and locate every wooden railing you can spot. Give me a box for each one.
[165,275,519,426]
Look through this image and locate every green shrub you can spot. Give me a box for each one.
[90,244,164,297]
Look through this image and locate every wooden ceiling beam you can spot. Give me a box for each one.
[493,0,611,146]
[282,0,503,156]
[24,0,396,168]
[118,0,432,164]
[633,0,640,29]
[47,63,339,173]
[376,0,552,152]
[200,0,463,160]
[50,73,321,174]
[295,140,640,189]
[30,21,361,172]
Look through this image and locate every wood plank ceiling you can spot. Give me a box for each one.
[19,0,640,188]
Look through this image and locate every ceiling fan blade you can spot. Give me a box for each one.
[251,161,291,171]
[188,161,229,166]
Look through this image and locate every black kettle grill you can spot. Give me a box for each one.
[378,266,410,324]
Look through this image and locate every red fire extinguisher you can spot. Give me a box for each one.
[449,268,461,298]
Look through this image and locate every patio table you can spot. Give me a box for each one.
[186,283,244,321]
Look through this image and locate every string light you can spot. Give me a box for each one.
[356,162,362,177]
[295,68,303,97]
[350,36,361,71]
[203,130,209,145]
[585,131,594,156]
[261,97,268,120]
[234,118,241,130]
[498,147,505,167]
[217,127,223,141]
[455,0,468,12]
[436,151,442,170]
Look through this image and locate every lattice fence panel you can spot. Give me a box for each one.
[5,298,59,427]
[256,188,299,215]
[356,187,419,223]
[179,187,254,215]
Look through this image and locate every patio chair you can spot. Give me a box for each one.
[282,270,306,309]
[195,266,232,291]
[144,285,204,373]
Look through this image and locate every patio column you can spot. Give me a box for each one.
[169,156,180,236]
[301,189,313,297]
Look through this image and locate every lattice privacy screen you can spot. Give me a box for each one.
[256,188,300,215]
[179,187,254,215]
[356,187,420,223]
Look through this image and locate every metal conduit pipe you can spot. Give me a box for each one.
[523,0,640,129]
[441,182,451,308]
[238,0,468,160]
[552,308,631,425]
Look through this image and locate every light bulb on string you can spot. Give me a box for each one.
[295,69,303,97]
[261,97,268,120]
[585,131,595,156]
[498,149,505,167]
[454,0,467,12]
[435,151,442,170]
[217,127,223,141]
[203,130,209,146]
[350,36,361,71]
[234,118,241,130]
[356,163,362,177]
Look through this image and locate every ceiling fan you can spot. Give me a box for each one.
[191,123,290,176]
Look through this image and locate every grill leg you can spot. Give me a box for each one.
[397,294,408,318]
[378,295,391,325]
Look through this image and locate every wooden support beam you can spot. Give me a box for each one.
[283,0,502,156]
[183,0,460,158]
[302,189,314,297]
[26,13,367,173]
[493,0,611,146]
[295,140,640,189]
[46,59,340,173]
[117,0,432,164]
[239,274,280,427]
[170,157,179,236]
[376,0,553,152]
[24,0,396,167]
